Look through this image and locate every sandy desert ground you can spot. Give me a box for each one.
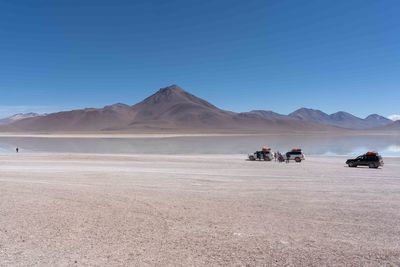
[0,153,400,266]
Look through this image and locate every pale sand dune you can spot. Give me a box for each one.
[1,154,400,266]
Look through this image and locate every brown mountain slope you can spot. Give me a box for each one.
[126,85,240,129]
[370,120,400,132]
[0,85,340,133]
[2,104,136,132]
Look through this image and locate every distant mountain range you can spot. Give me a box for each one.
[0,113,41,125]
[249,108,393,130]
[287,108,391,129]
[0,85,397,133]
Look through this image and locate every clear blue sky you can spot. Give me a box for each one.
[0,0,399,118]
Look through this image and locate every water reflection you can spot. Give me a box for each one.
[0,135,399,156]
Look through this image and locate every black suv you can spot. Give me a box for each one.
[346,152,384,168]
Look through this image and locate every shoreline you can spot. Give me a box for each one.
[1,152,399,159]
[0,131,398,139]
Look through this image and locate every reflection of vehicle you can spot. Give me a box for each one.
[248,146,274,161]
[284,148,305,162]
[346,151,384,168]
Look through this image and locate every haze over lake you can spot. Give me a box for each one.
[1,134,399,156]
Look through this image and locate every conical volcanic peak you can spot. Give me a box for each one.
[158,84,184,94]
[142,85,185,104]
[139,85,217,109]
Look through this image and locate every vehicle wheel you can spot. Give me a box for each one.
[249,156,255,161]
[295,157,301,163]
[369,163,376,168]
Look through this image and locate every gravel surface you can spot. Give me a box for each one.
[0,154,399,266]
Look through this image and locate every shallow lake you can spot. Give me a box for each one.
[0,134,399,156]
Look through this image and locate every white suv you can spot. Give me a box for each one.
[248,150,274,161]
[284,149,305,162]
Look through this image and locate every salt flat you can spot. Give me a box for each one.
[0,153,399,266]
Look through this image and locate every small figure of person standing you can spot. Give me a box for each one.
[16,147,19,153]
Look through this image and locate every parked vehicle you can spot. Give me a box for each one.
[248,146,274,161]
[346,151,384,168]
[284,148,305,162]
